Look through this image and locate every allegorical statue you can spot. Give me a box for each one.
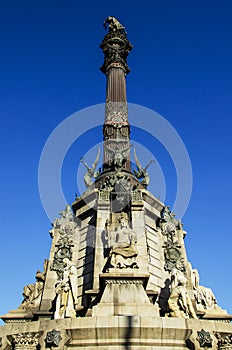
[191,267,219,311]
[108,215,138,269]
[54,258,78,319]
[168,268,197,319]
[80,148,100,188]
[19,260,48,310]
[133,148,155,188]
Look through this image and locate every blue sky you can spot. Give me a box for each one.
[0,0,232,318]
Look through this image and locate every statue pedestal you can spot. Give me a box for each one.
[92,271,159,317]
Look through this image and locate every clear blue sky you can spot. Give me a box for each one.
[0,0,232,318]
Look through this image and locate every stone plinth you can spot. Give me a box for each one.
[92,271,159,317]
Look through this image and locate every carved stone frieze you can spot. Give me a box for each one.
[105,279,143,285]
[197,329,213,348]
[11,332,41,349]
[216,333,232,349]
[53,205,78,235]
[98,172,133,210]
[105,102,128,124]
[45,329,61,348]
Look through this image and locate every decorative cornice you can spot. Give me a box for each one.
[11,332,41,349]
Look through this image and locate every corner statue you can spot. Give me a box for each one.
[168,268,197,319]
[108,215,138,269]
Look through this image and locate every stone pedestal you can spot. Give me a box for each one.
[92,271,159,317]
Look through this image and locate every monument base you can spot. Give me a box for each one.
[92,271,160,317]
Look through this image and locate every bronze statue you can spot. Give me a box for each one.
[103,16,126,35]
[133,148,155,188]
[80,148,100,187]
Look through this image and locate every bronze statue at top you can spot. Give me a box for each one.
[103,16,127,35]
[100,16,132,74]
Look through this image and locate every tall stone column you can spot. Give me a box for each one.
[100,16,132,172]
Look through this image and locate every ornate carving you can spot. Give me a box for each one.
[160,206,185,272]
[81,148,100,188]
[105,102,128,124]
[45,329,61,348]
[18,259,48,310]
[107,214,138,269]
[50,233,74,280]
[133,148,155,188]
[197,329,213,348]
[53,205,78,235]
[100,17,132,74]
[98,172,133,210]
[168,268,197,319]
[160,205,178,226]
[12,332,40,349]
[216,333,232,349]
[50,205,78,279]
[105,279,143,285]
[131,189,142,202]
[105,140,131,170]
[54,258,78,319]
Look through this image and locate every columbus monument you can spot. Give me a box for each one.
[1,17,232,350]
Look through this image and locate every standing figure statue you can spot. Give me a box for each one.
[103,16,127,34]
[109,215,138,269]
[168,268,197,319]
[54,258,78,319]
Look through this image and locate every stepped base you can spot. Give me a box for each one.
[1,316,232,349]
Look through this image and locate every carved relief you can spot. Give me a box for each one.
[98,173,133,210]
[50,234,74,280]
[50,205,77,279]
[105,102,128,124]
[105,140,130,170]
[197,329,213,348]
[11,332,41,349]
[45,329,61,348]
[216,333,232,350]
